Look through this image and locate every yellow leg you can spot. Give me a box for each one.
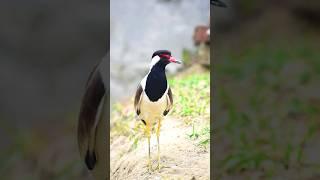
[146,122,152,172]
[156,117,162,171]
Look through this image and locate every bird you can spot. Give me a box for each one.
[134,50,181,171]
[211,0,227,7]
[78,56,109,180]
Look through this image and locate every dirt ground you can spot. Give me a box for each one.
[110,117,210,180]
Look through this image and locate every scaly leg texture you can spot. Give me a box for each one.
[156,117,162,171]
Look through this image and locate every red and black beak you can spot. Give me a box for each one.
[168,56,182,64]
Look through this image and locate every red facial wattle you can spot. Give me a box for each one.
[160,54,182,64]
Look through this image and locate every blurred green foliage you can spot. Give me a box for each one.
[215,36,320,178]
[169,73,210,119]
[169,72,210,148]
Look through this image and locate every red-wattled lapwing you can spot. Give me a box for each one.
[134,50,181,171]
[78,56,109,180]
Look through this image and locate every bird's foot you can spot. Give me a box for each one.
[156,162,162,171]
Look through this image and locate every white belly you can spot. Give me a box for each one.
[139,92,167,123]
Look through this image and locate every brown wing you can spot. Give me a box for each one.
[134,84,143,115]
[78,67,105,170]
[163,87,173,116]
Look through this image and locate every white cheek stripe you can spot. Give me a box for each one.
[140,74,148,90]
[140,55,160,90]
[149,55,161,70]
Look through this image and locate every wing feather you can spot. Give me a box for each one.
[163,87,173,116]
[134,84,143,115]
[78,67,105,170]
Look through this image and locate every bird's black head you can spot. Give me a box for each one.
[150,50,181,69]
[152,50,171,59]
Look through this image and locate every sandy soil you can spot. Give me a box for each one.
[110,117,210,180]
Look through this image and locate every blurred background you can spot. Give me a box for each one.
[0,0,210,179]
[110,0,211,179]
[3,0,319,179]
[110,0,209,103]
[213,0,320,179]
[0,0,106,179]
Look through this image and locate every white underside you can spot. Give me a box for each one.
[139,92,167,126]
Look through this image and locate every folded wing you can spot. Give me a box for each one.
[78,65,105,171]
[163,87,173,116]
[134,84,143,116]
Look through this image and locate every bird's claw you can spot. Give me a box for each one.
[156,163,161,171]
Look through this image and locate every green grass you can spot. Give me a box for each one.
[188,124,210,148]
[169,72,210,148]
[111,102,144,149]
[169,72,210,120]
[215,39,320,177]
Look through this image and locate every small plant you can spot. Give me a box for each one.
[188,123,210,148]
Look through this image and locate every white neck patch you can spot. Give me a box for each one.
[140,55,161,90]
[149,55,161,70]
